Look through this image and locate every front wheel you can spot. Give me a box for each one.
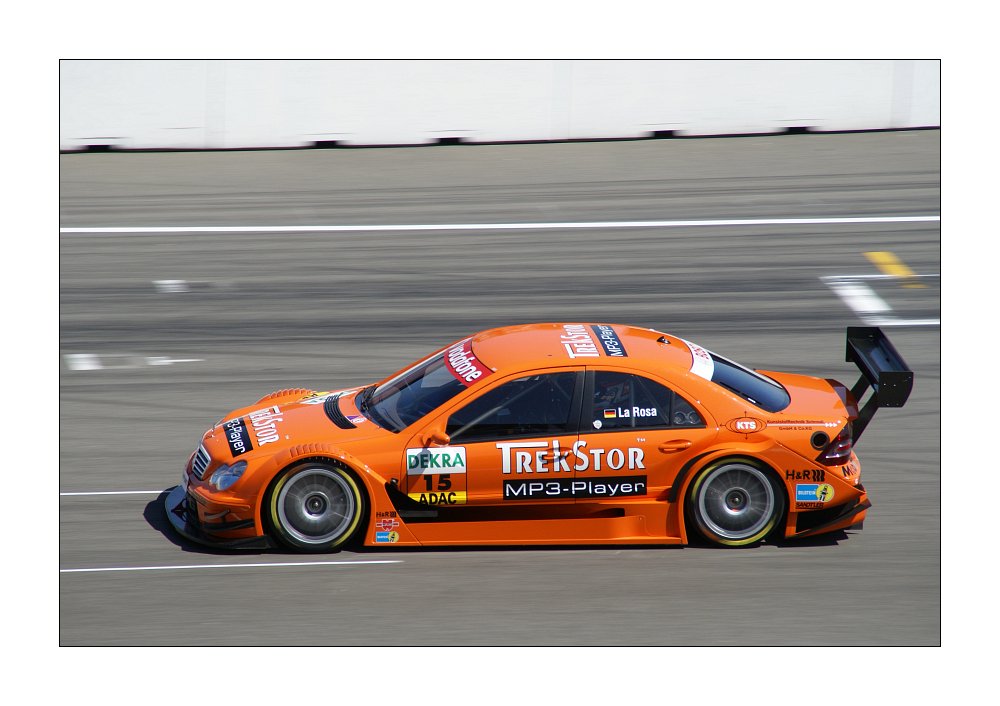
[686,459,785,547]
[266,461,366,552]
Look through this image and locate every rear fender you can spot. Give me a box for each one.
[668,442,783,542]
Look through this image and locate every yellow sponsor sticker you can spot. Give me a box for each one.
[407,490,467,506]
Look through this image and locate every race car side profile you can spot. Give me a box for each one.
[165,324,912,551]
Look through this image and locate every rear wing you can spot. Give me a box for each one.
[846,326,914,442]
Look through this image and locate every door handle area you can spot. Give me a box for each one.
[658,440,692,453]
[540,450,571,460]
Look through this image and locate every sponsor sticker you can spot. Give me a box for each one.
[406,447,468,474]
[726,417,767,433]
[406,450,469,505]
[496,439,645,474]
[679,338,715,380]
[786,469,826,482]
[591,324,628,357]
[796,483,835,503]
[775,420,840,431]
[375,531,400,543]
[248,405,284,446]
[841,460,861,485]
[376,518,399,532]
[504,476,648,500]
[444,338,493,387]
[560,324,600,359]
[347,414,367,425]
[407,490,467,505]
[301,392,339,406]
[605,406,657,419]
[223,417,254,457]
[795,501,826,510]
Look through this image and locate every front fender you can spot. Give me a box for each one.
[251,442,393,538]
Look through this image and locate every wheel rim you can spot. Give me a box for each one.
[276,468,356,545]
[696,463,775,541]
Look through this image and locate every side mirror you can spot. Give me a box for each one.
[423,429,451,447]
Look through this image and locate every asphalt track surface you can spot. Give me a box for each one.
[59,131,940,646]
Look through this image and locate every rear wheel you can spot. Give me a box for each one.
[266,461,366,552]
[686,459,784,547]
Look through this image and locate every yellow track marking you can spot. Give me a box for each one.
[863,251,925,288]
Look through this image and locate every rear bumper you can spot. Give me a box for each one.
[791,492,871,538]
[164,484,273,550]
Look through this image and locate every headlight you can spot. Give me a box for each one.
[209,461,248,491]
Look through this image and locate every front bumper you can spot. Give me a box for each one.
[164,484,274,550]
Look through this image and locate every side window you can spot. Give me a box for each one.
[447,372,578,442]
[590,371,704,431]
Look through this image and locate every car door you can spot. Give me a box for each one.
[574,369,718,501]
[404,368,584,506]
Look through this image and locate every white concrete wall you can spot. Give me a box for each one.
[59,60,940,150]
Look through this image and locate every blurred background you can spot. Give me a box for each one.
[60,60,940,647]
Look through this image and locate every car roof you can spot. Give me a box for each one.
[469,323,696,377]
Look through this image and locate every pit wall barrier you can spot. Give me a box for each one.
[60,60,940,151]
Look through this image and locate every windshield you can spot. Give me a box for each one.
[708,353,790,412]
[361,352,467,432]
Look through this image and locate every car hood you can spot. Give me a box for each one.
[203,388,387,463]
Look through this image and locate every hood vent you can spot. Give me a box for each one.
[323,393,357,429]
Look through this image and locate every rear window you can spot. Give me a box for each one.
[708,353,790,412]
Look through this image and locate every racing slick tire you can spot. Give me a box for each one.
[685,458,785,547]
[266,461,367,552]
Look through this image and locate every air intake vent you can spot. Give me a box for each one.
[192,445,211,480]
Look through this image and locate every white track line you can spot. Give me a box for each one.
[60,490,165,496]
[60,215,941,235]
[153,279,190,292]
[822,274,940,327]
[825,279,893,315]
[64,353,205,371]
[827,273,942,281]
[61,560,402,574]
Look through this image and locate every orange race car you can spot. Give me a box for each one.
[165,324,912,551]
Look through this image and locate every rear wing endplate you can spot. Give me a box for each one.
[846,326,913,442]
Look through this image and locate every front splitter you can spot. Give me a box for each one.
[164,484,273,550]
